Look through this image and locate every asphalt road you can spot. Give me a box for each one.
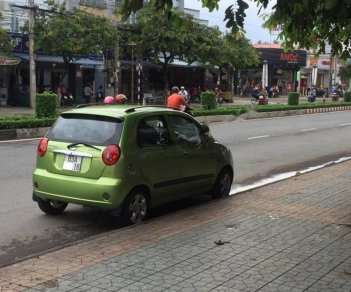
[1,110,351,267]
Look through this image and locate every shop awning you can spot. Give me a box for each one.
[0,54,21,65]
[159,57,201,68]
[14,53,103,68]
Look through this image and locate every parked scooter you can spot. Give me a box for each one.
[307,88,316,102]
[258,94,268,105]
[331,88,343,101]
[61,93,75,106]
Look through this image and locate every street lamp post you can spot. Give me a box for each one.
[136,61,143,105]
[312,64,318,87]
[262,59,268,89]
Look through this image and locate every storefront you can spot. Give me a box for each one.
[237,45,307,94]
[7,33,104,106]
[0,54,21,106]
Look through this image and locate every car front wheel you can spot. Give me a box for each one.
[37,199,68,215]
[211,167,233,199]
[122,188,149,225]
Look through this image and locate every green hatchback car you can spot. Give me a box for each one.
[32,105,233,225]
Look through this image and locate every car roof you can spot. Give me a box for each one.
[61,104,182,119]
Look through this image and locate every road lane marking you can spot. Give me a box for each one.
[300,128,316,132]
[231,156,351,195]
[248,135,269,140]
[339,123,351,127]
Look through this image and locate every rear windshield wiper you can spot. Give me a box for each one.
[67,142,101,151]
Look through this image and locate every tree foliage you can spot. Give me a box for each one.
[338,61,351,86]
[122,3,258,90]
[34,1,118,63]
[0,12,13,55]
[121,0,351,58]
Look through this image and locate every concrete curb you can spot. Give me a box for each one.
[0,127,49,141]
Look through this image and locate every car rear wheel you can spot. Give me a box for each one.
[211,167,233,199]
[37,199,68,215]
[122,188,149,225]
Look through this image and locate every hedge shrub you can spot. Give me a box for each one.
[0,116,57,130]
[288,92,299,105]
[200,91,216,110]
[344,92,351,102]
[36,92,58,118]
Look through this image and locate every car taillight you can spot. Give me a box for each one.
[37,137,48,157]
[102,144,121,165]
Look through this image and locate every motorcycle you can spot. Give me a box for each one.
[61,93,75,106]
[258,94,268,105]
[184,107,194,116]
[307,88,316,102]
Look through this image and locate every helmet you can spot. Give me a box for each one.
[115,94,127,104]
[103,96,114,104]
[171,86,179,93]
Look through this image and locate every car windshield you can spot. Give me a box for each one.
[47,113,123,146]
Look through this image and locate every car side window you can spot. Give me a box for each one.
[168,115,202,145]
[137,117,170,147]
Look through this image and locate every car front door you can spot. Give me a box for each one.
[135,115,185,206]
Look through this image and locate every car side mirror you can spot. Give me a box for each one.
[200,124,210,134]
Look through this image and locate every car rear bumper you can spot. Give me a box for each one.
[33,169,128,210]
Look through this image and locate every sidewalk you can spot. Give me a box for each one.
[0,95,324,116]
[0,160,350,291]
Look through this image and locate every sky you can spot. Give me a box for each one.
[3,0,277,43]
[195,0,278,43]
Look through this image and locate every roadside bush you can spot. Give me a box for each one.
[36,92,58,118]
[200,91,216,110]
[288,92,299,105]
[0,115,56,130]
[193,105,248,117]
[344,92,351,102]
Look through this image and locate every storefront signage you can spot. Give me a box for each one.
[0,59,21,66]
[280,53,298,63]
[257,48,307,67]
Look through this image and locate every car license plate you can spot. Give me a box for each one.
[63,154,82,172]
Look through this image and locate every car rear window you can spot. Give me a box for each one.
[47,114,123,146]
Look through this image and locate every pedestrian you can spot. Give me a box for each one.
[83,83,93,104]
[166,86,191,112]
[95,85,104,103]
[215,87,223,105]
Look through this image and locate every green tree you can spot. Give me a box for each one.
[338,61,351,88]
[0,12,13,55]
[123,3,257,92]
[216,35,259,87]
[121,0,351,58]
[127,4,217,91]
[32,1,118,85]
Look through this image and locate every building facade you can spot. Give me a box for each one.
[237,43,307,94]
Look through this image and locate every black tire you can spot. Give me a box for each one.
[37,199,68,215]
[122,188,149,225]
[211,167,233,199]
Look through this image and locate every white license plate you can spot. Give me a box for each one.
[63,154,82,172]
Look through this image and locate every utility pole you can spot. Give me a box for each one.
[114,40,120,96]
[28,0,36,108]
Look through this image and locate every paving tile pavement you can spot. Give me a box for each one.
[0,160,351,291]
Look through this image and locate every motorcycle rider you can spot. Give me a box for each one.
[179,86,189,102]
[167,86,192,113]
